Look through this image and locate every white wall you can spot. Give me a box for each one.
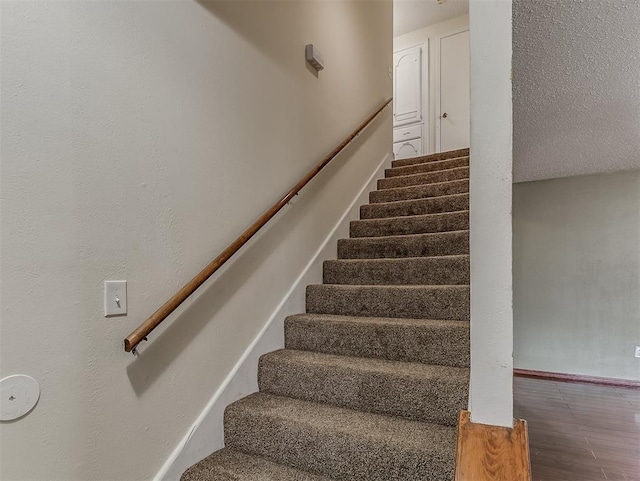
[514,170,640,382]
[0,2,392,480]
[468,0,513,428]
[394,14,469,153]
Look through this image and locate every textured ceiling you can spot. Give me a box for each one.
[394,0,468,37]
[513,0,640,183]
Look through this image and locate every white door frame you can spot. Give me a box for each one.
[435,26,470,152]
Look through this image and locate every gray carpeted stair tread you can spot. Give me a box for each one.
[385,156,469,178]
[224,393,457,481]
[306,284,470,321]
[181,448,335,481]
[378,166,469,190]
[338,230,469,259]
[370,178,469,204]
[258,349,469,425]
[323,255,469,285]
[391,148,469,168]
[285,313,470,368]
[351,210,469,237]
[361,193,469,219]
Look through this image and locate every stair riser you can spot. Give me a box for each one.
[361,194,469,219]
[285,316,470,368]
[351,211,469,237]
[391,148,469,168]
[258,353,469,426]
[181,449,333,481]
[306,285,470,321]
[338,231,469,259]
[370,179,469,203]
[224,399,456,481]
[323,257,469,285]
[385,156,468,178]
[378,167,469,190]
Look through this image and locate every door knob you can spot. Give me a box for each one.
[442,112,448,118]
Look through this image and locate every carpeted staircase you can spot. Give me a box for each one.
[182,147,471,481]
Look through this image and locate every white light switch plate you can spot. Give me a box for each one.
[635,346,640,358]
[104,280,127,317]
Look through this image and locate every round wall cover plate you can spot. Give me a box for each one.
[0,375,40,421]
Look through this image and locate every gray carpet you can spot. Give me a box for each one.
[361,192,469,219]
[350,210,468,237]
[378,166,469,190]
[370,179,468,204]
[322,255,469,285]
[337,230,469,259]
[391,148,469,168]
[285,314,470,368]
[385,156,469,178]
[181,148,470,481]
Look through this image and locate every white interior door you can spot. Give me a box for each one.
[437,29,470,152]
[393,46,422,126]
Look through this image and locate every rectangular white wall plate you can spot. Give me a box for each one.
[104,280,127,317]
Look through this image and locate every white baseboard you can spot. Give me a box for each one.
[155,152,392,481]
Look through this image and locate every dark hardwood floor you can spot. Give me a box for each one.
[514,375,640,481]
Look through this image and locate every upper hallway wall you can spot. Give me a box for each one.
[0,2,392,479]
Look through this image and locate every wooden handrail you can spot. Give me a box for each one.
[124,98,392,353]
